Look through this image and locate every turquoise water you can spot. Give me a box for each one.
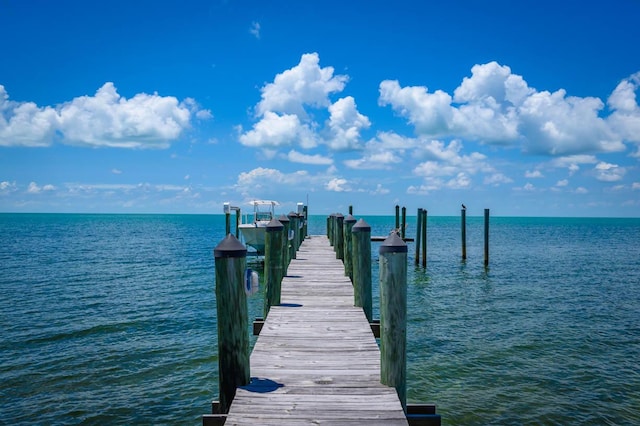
[1,213,639,425]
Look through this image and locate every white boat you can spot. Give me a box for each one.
[237,200,279,255]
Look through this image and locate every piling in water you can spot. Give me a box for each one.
[343,214,356,280]
[213,234,250,413]
[484,208,490,267]
[461,208,467,261]
[415,208,422,265]
[335,213,344,261]
[278,214,290,274]
[352,219,372,322]
[379,232,408,411]
[421,209,427,267]
[288,211,298,259]
[264,218,284,316]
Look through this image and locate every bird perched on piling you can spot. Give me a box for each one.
[462,203,467,210]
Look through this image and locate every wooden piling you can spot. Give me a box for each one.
[421,209,427,268]
[264,218,284,316]
[335,213,344,260]
[343,214,356,280]
[288,211,298,259]
[302,205,308,240]
[415,208,422,265]
[352,219,372,322]
[213,234,250,413]
[379,232,408,412]
[484,208,490,267]
[395,205,400,231]
[225,212,231,236]
[278,214,290,273]
[461,208,467,261]
[401,206,406,239]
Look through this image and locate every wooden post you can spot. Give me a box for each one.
[235,209,241,238]
[264,218,284,316]
[415,208,422,265]
[349,205,353,215]
[213,234,250,413]
[352,219,372,322]
[278,214,290,274]
[343,214,356,279]
[421,209,427,268]
[328,214,334,245]
[395,205,400,232]
[461,208,467,261]
[484,208,490,267]
[401,206,406,240]
[302,205,308,240]
[335,213,344,260]
[288,211,298,259]
[225,212,231,236]
[379,232,407,412]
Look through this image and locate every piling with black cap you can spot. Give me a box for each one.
[379,231,408,411]
[264,218,284,316]
[213,234,250,413]
[343,214,357,279]
[335,213,344,260]
[352,219,372,322]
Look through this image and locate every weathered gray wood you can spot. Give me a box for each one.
[224,235,408,425]
[379,232,408,412]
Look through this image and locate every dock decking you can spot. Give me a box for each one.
[222,235,408,425]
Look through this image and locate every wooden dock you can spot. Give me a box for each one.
[218,235,408,425]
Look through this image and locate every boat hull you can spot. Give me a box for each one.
[239,224,266,255]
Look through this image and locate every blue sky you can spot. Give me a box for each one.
[1,0,639,217]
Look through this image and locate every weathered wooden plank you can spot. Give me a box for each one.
[223,235,408,425]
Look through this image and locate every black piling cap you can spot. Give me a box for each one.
[278,214,290,223]
[266,218,284,232]
[335,213,344,222]
[288,210,297,218]
[214,234,247,258]
[344,214,356,224]
[379,231,408,254]
[352,218,371,233]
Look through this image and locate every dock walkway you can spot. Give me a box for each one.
[223,235,408,425]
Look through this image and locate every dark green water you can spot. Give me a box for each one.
[1,214,638,425]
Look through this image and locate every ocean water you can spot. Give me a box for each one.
[0,213,639,425]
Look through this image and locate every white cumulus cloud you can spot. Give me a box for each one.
[0,83,207,148]
[239,111,318,149]
[325,177,350,192]
[257,52,347,117]
[326,96,370,150]
[594,161,626,182]
[287,150,333,165]
[379,61,631,156]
